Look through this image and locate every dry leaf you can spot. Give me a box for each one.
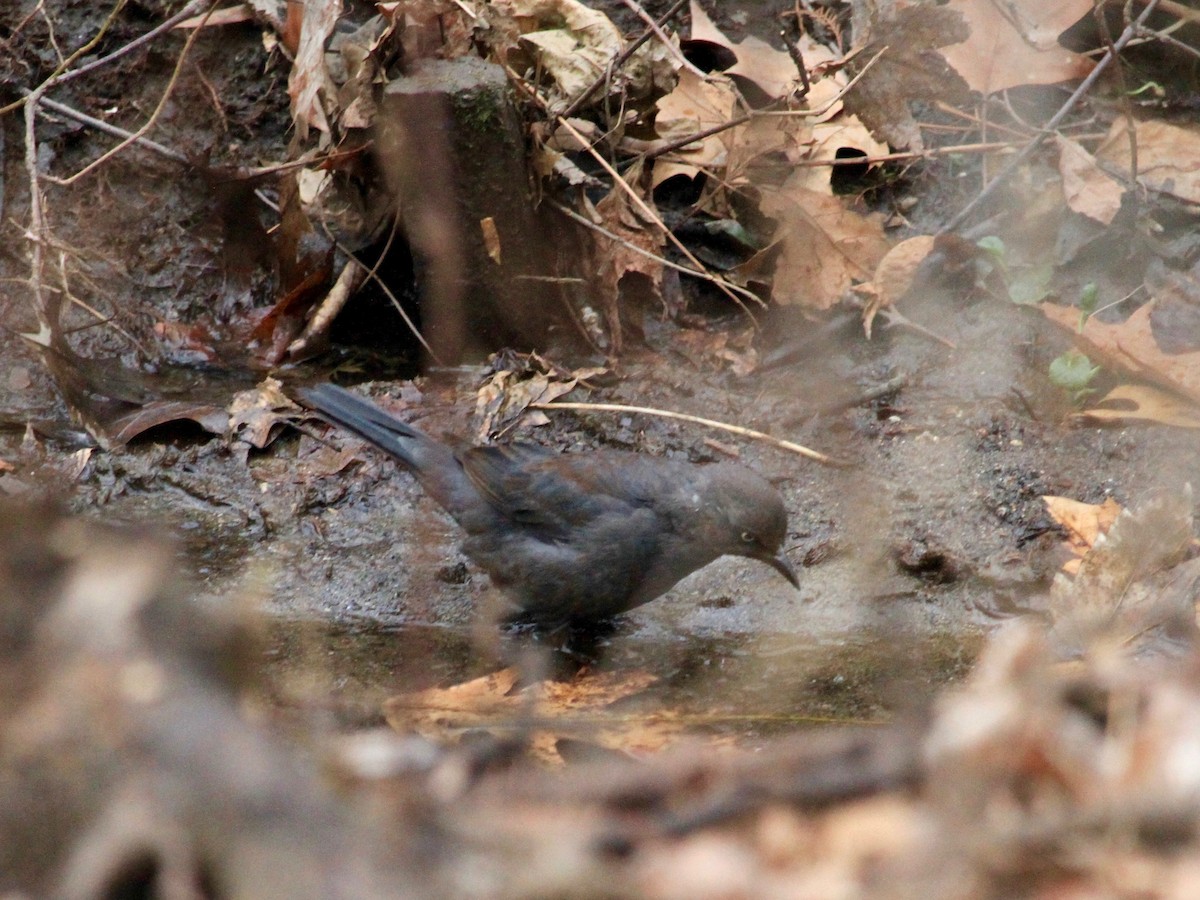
[855,235,936,337]
[499,0,677,111]
[1074,383,1200,430]
[589,182,666,351]
[287,0,342,141]
[673,326,759,376]
[788,116,889,195]
[383,667,676,764]
[228,377,299,449]
[759,175,890,310]
[653,69,738,186]
[1048,489,1196,658]
[688,0,800,99]
[475,355,607,438]
[1043,495,1123,572]
[480,216,502,264]
[843,4,970,151]
[1056,135,1124,225]
[1098,116,1200,205]
[940,0,1092,93]
[1041,302,1200,404]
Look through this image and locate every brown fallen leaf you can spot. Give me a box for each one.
[940,0,1092,93]
[587,177,668,352]
[1048,489,1197,659]
[1043,495,1123,574]
[475,352,607,439]
[383,667,678,764]
[1056,135,1124,226]
[287,0,342,141]
[1073,383,1200,430]
[496,0,678,112]
[673,326,758,376]
[653,68,739,186]
[1098,116,1200,206]
[854,235,936,337]
[1041,302,1200,404]
[842,4,970,151]
[758,176,890,310]
[227,378,301,449]
[480,216,502,264]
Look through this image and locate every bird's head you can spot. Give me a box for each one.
[699,464,799,588]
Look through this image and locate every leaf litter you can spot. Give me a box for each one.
[7,0,1200,895]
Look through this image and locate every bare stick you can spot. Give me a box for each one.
[30,92,191,165]
[0,0,134,117]
[618,0,705,78]
[556,116,762,319]
[549,199,763,305]
[643,45,885,161]
[252,192,444,365]
[54,0,214,87]
[287,258,367,359]
[942,0,1163,234]
[23,88,51,338]
[530,400,848,466]
[48,3,216,185]
[560,0,688,120]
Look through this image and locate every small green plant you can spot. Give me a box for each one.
[975,236,1055,305]
[1048,283,1102,404]
[1049,349,1099,403]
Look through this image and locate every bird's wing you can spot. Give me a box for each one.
[460,444,626,534]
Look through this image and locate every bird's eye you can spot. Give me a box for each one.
[740,531,756,544]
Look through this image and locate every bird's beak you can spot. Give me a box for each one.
[761,549,800,588]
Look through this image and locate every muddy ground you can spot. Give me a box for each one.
[2,1,1197,735]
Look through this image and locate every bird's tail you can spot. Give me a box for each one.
[297,382,431,470]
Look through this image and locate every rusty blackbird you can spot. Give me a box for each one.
[299,383,798,626]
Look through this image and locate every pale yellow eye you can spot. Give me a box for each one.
[740,531,755,544]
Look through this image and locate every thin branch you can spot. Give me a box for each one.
[530,401,848,466]
[618,0,705,79]
[942,0,1163,234]
[0,0,135,116]
[560,0,688,120]
[48,3,216,185]
[30,92,191,165]
[644,45,886,161]
[556,116,762,320]
[54,0,213,87]
[548,199,764,305]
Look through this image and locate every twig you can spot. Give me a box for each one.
[618,0,705,79]
[556,116,761,320]
[24,85,51,338]
[1137,22,1200,61]
[53,0,213,88]
[252,190,443,364]
[286,258,367,360]
[942,0,1163,234]
[560,0,688,120]
[29,95,368,177]
[47,3,216,185]
[529,400,848,466]
[548,199,763,305]
[875,306,956,349]
[1140,0,1200,25]
[787,138,1044,168]
[643,45,885,161]
[0,0,142,117]
[30,92,191,165]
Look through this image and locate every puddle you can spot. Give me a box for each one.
[261,614,984,738]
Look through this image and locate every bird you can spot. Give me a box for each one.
[297,383,798,627]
